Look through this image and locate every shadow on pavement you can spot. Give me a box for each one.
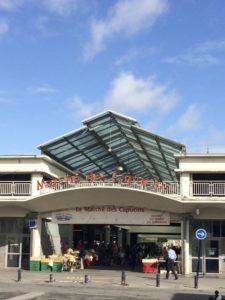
[172,293,209,300]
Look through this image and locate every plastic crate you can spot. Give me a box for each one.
[41,261,51,272]
[53,261,63,272]
[29,260,40,272]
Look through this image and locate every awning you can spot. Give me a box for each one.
[38,111,186,181]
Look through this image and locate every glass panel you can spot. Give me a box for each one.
[206,240,219,257]
[222,221,225,237]
[205,259,219,273]
[7,254,20,267]
[39,111,184,181]
[191,239,202,257]
[212,221,220,237]
[8,237,20,253]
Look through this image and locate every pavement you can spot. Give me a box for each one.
[0,268,225,299]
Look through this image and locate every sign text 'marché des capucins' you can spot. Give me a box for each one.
[37,172,168,190]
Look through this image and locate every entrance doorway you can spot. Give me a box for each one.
[6,235,30,269]
[192,239,220,274]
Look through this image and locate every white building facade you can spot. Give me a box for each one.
[0,111,225,274]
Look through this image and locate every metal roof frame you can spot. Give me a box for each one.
[38,110,186,181]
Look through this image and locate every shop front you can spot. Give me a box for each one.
[0,218,30,269]
[191,220,225,274]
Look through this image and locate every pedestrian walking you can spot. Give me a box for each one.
[165,246,178,280]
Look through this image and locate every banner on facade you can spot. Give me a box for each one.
[51,206,170,225]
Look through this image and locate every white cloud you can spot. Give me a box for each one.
[41,0,78,15]
[164,53,219,66]
[196,40,225,53]
[206,125,225,151]
[103,72,178,115]
[114,47,157,66]
[114,49,139,66]
[66,72,177,123]
[67,96,94,120]
[0,0,24,11]
[163,40,225,67]
[0,19,8,35]
[167,104,201,133]
[183,125,225,154]
[84,0,168,60]
[28,85,58,94]
[35,16,49,33]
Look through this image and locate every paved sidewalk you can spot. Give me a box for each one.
[0,269,224,299]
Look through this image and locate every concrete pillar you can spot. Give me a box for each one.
[180,172,190,198]
[68,224,73,248]
[117,227,122,248]
[126,230,131,246]
[182,217,190,274]
[105,225,110,245]
[30,217,42,257]
[46,222,61,254]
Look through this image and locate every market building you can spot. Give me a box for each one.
[0,110,225,274]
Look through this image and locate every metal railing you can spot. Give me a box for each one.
[0,181,32,196]
[2,180,225,198]
[38,180,180,196]
[191,181,225,196]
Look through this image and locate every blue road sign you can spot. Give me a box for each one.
[196,228,207,240]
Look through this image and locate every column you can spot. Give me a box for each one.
[30,217,42,257]
[182,217,190,274]
[68,224,73,248]
[117,227,122,248]
[126,230,131,247]
[105,225,111,245]
[180,172,190,198]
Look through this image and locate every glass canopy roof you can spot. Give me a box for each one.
[38,111,186,181]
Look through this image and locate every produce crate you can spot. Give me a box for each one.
[40,260,51,272]
[53,261,63,272]
[29,260,40,272]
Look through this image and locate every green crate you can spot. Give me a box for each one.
[29,260,40,272]
[53,261,63,272]
[41,261,51,272]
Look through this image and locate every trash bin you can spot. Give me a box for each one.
[142,259,158,273]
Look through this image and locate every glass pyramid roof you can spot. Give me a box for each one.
[38,111,186,181]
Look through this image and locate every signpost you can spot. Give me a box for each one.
[195,228,207,288]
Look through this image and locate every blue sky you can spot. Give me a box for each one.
[1,0,225,154]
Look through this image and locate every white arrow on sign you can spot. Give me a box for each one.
[196,228,207,240]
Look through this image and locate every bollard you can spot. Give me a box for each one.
[80,258,84,270]
[17,269,21,282]
[121,271,126,285]
[49,273,54,283]
[84,274,91,284]
[194,275,198,289]
[156,273,160,287]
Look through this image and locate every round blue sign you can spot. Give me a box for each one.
[195,228,207,240]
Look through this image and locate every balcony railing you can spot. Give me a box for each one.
[38,180,180,196]
[0,181,32,196]
[2,180,225,198]
[191,181,225,197]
